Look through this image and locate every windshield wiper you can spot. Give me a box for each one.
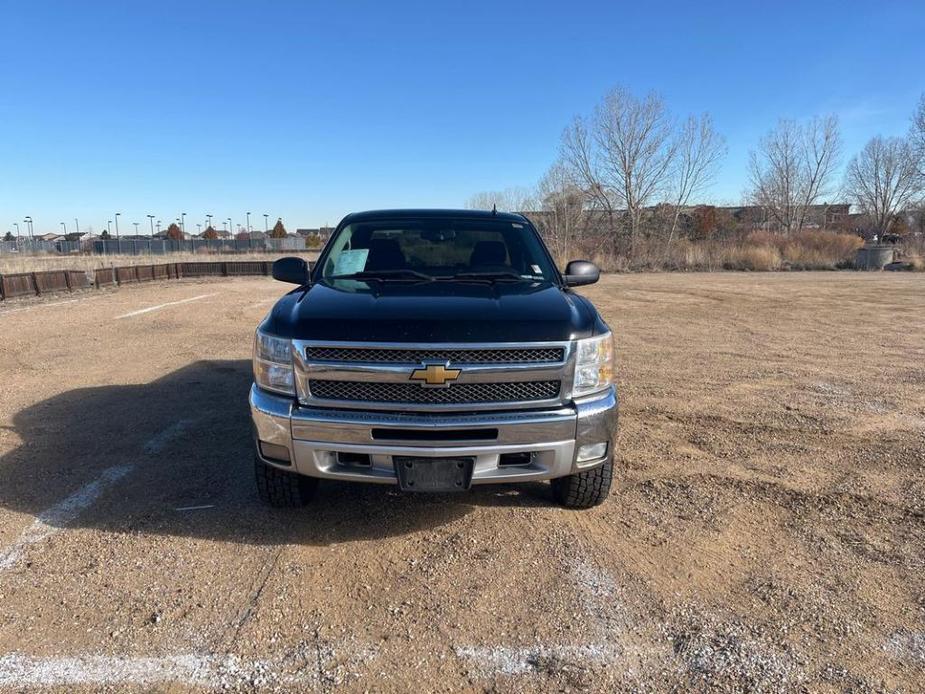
[327,269,436,282]
[449,271,534,282]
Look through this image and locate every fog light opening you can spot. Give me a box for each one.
[259,441,291,465]
[337,451,372,467]
[498,451,534,467]
[577,442,608,463]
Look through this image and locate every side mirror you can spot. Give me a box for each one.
[272,257,310,285]
[563,260,600,287]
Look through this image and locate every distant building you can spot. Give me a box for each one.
[296,227,335,242]
[714,203,852,231]
[526,202,853,235]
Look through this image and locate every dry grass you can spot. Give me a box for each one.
[748,229,864,270]
[575,230,864,272]
[0,251,320,275]
[724,244,783,271]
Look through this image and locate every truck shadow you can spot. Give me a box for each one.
[0,360,558,547]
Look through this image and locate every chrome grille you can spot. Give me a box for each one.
[305,346,565,364]
[308,380,561,404]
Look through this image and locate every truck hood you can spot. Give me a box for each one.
[262,279,602,343]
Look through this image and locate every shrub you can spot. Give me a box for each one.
[723,244,782,271]
[552,228,863,273]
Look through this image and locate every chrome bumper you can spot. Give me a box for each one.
[249,384,618,485]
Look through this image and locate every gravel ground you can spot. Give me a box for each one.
[0,272,922,692]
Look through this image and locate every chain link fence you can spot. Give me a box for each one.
[0,237,309,256]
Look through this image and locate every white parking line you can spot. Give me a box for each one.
[0,645,380,687]
[0,420,195,572]
[115,293,215,319]
[455,554,635,678]
[0,653,268,688]
[455,644,619,676]
[143,419,194,455]
[0,466,132,572]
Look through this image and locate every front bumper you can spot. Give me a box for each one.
[249,384,618,485]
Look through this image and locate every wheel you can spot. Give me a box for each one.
[551,459,613,508]
[255,457,318,507]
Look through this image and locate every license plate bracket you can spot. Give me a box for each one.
[394,456,475,492]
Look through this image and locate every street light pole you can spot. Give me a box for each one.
[74,218,79,236]
[60,222,67,235]
[206,214,213,230]
[246,211,251,233]
[133,222,140,236]
[263,214,269,232]
[147,214,155,237]
[114,212,121,239]
[156,220,161,234]
[180,212,186,233]
[24,217,33,241]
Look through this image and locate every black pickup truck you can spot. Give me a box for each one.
[250,209,617,508]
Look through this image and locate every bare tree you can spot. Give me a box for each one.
[748,116,842,233]
[845,136,924,235]
[561,115,617,229]
[465,186,535,213]
[529,162,587,263]
[912,94,925,174]
[561,86,676,248]
[665,113,726,246]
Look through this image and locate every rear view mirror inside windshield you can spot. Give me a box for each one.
[421,229,456,242]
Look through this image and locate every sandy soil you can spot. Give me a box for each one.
[0,273,922,692]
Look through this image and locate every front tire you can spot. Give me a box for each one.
[551,459,613,508]
[255,457,318,507]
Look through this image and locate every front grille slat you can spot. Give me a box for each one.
[308,380,561,405]
[305,346,564,364]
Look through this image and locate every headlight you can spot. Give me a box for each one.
[572,332,614,398]
[253,329,295,396]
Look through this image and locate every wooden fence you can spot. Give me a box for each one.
[0,261,294,301]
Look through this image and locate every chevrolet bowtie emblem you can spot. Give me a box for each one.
[410,363,461,387]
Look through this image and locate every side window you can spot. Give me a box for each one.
[322,226,354,276]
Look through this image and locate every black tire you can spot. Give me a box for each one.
[255,457,318,507]
[551,459,613,509]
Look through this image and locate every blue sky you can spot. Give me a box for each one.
[1,0,923,233]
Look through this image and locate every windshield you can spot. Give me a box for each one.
[318,218,558,282]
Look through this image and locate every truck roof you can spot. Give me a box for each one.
[340,208,530,224]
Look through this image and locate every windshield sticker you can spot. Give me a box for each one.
[333,248,369,276]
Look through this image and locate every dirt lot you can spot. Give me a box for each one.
[0,273,922,692]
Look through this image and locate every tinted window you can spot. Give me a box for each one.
[320,219,556,281]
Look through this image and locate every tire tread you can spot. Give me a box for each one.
[551,459,613,508]
[255,457,317,507]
